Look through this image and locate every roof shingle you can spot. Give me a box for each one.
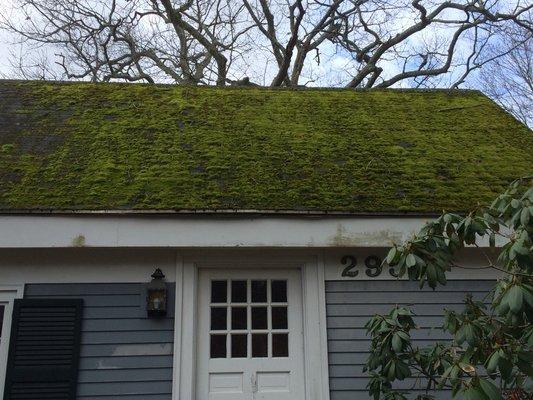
[0,80,531,213]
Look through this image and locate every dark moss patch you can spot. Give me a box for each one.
[0,80,531,212]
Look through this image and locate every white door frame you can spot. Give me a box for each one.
[0,284,24,398]
[173,252,330,400]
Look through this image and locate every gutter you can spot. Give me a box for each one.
[0,209,443,217]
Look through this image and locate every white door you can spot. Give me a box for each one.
[197,269,305,400]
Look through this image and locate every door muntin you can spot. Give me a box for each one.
[197,269,305,400]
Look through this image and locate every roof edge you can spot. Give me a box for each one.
[0,78,485,95]
[0,208,444,217]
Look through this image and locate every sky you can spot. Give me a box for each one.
[0,1,530,126]
[0,0,16,76]
[0,0,462,85]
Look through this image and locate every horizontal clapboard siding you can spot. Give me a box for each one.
[326,280,494,400]
[25,283,175,400]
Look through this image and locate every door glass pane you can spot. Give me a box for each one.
[207,276,292,362]
[251,307,267,330]
[231,334,247,358]
[252,334,268,357]
[211,307,227,330]
[251,280,267,303]
[211,280,227,303]
[271,280,287,302]
[272,306,288,329]
[272,333,289,357]
[231,281,247,303]
[210,334,227,358]
[231,307,247,330]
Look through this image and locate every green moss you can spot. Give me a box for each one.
[1,144,15,153]
[0,80,531,212]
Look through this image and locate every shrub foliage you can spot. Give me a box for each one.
[365,177,533,399]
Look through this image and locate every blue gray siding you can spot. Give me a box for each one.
[326,280,494,400]
[25,283,175,400]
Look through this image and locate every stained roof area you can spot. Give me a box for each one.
[0,80,531,213]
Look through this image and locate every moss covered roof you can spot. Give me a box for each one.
[0,80,531,213]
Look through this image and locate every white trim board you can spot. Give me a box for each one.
[0,215,505,248]
[0,248,499,286]
[0,285,24,398]
[173,254,330,400]
[0,215,430,248]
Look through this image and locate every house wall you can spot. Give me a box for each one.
[0,248,177,400]
[24,283,175,400]
[0,247,499,400]
[326,279,494,400]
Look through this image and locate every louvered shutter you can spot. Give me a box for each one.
[3,299,83,400]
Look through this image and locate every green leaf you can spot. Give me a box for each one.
[392,334,403,352]
[485,351,500,374]
[396,361,410,380]
[489,233,495,248]
[386,247,398,265]
[522,286,533,307]
[498,356,513,381]
[427,264,437,288]
[461,386,488,400]
[397,331,410,341]
[464,323,477,346]
[387,360,396,380]
[520,208,530,225]
[406,254,416,267]
[513,242,528,255]
[507,285,524,314]
[456,325,466,345]
[478,379,503,400]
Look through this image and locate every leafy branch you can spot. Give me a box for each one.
[366,177,533,399]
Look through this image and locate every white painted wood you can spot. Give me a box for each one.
[0,284,24,398]
[197,269,305,400]
[176,260,199,400]
[0,247,502,288]
[172,253,184,400]
[174,253,331,400]
[0,216,433,248]
[314,253,332,400]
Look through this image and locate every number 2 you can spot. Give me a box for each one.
[341,255,358,277]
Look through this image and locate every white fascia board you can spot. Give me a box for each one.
[0,215,500,248]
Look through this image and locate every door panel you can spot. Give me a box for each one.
[197,269,305,400]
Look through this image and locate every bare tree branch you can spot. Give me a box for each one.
[0,0,530,97]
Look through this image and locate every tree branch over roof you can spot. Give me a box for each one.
[0,0,530,101]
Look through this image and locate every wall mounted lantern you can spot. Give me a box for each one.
[147,268,167,318]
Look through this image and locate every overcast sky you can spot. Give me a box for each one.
[0,0,499,85]
[0,0,15,76]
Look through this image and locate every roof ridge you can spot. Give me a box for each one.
[0,78,484,94]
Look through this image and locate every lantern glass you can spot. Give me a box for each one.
[147,269,167,317]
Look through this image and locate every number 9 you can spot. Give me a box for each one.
[365,256,382,277]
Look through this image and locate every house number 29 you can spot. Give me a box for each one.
[341,255,383,277]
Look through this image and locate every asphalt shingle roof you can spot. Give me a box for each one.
[0,80,531,213]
